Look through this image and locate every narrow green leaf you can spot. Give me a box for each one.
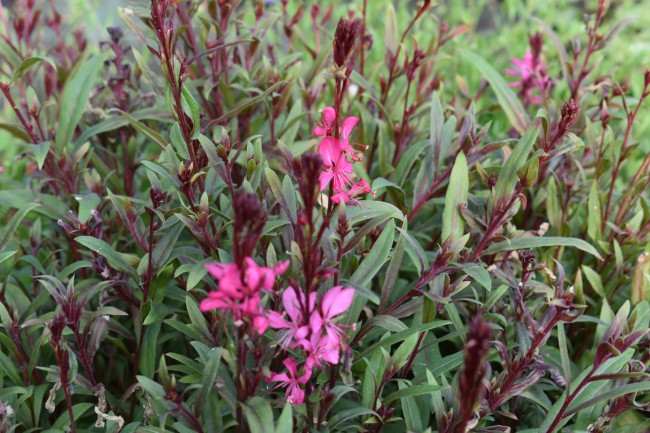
[567,382,650,417]
[384,4,398,56]
[379,220,407,311]
[275,404,293,433]
[108,109,167,150]
[358,320,450,359]
[55,53,106,153]
[587,181,602,241]
[75,236,137,275]
[441,152,468,241]
[241,397,274,433]
[138,322,161,379]
[462,264,491,291]
[207,81,288,125]
[460,49,530,134]
[430,92,444,176]
[12,56,57,81]
[482,236,602,259]
[383,384,445,404]
[581,265,606,298]
[557,323,571,392]
[32,140,51,170]
[0,251,17,265]
[493,124,541,208]
[0,203,40,251]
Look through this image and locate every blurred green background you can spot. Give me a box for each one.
[1,0,649,172]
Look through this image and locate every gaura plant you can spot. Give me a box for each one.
[0,0,650,432]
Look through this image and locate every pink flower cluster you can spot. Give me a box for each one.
[315,107,371,203]
[267,285,355,404]
[200,258,355,405]
[200,258,289,334]
[506,51,551,105]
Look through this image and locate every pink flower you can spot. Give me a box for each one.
[268,286,315,348]
[302,330,341,369]
[0,166,4,173]
[318,136,354,192]
[314,107,336,136]
[200,259,289,334]
[331,179,372,204]
[338,116,361,160]
[244,258,289,292]
[315,106,372,204]
[309,286,355,345]
[506,50,551,105]
[267,358,311,405]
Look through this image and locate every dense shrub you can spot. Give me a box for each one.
[1,0,649,432]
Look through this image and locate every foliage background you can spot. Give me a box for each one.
[1,0,650,432]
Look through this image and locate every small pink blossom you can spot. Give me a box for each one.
[506,50,551,105]
[318,136,354,192]
[313,107,336,136]
[200,259,289,334]
[302,330,341,369]
[267,358,311,405]
[331,179,372,204]
[268,286,315,348]
[309,286,355,345]
[315,106,372,204]
[338,116,366,161]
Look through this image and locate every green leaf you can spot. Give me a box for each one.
[208,80,288,125]
[328,408,378,432]
[275,404,293,433]
[482,236,602,259]
[460,49,530,134]
[74,193,100,222]
[138,322,161,379]
[492,124,541,209]
[462,264,491,291]
[75,236,138,275]
[52,403,94,429]
[350,219,395,288]
[379,221,407,311]
[393,140,428,187]
[195,348,222,413]
[181,85,201,139]
[0,203,41,251]
[383,384,445,404]
[546,177,561,229]
[441,152,468,241]
[384,3,398,56]
[108,109,167,150]
[538,349,634,433]
[581,265,606,298]
[430,92,444,176]
[55,53,106,153]
[566,382,650,417]
[32,140,51,170]
[12,56,56,81]
[391,332,418,371]
[346,220,396,324]
[346,201,404,226]
[587,181,603,241]
[242,397,274,433]
[0,250,17,265]
[140,160,181,188]
[557,323,571,392]
[358,320,450,359]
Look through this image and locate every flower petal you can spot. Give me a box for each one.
[321,286,355,319]
[340,116,359,140]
